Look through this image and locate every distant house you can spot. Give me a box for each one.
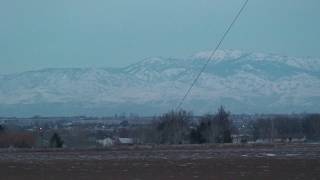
[274,137,306,143]
[115,138,134,145]
[96,137,114,147]
[97,137,134,147]
[291,137,306,143]
[232,134,250,144]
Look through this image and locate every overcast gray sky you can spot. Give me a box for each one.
[1,0,319,74]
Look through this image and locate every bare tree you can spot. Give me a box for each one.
[192,106,233,144]
[303,114,320,141]
[49,133,64,148]
[154,110,192,144]
[0,125,5,134]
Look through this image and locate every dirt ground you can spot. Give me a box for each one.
[1,144,320,180]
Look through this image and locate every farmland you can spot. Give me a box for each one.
[1,144,320,180]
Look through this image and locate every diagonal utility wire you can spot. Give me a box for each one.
[175,0,249,110]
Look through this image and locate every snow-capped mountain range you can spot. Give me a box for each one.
[0,49,319,116]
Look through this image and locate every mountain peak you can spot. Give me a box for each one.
[192,49,246,61]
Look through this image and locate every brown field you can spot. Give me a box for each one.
[1,144,320,180]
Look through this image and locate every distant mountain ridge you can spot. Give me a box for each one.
[0,49,319,117]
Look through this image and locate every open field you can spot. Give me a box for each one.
[1,144,320,180]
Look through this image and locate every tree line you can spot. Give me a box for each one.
[248,114,320,142]
[134,106,234,144]
[0,125,64,148]
[134,108,320,145]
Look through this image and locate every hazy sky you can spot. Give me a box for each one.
[0,0,319,74]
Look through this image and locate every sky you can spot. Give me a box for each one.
[0,0,319,74]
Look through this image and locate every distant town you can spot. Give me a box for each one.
[1,108,319,149]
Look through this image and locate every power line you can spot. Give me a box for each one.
[175,0,249,110]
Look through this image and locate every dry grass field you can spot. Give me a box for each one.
[1,144,320,180]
